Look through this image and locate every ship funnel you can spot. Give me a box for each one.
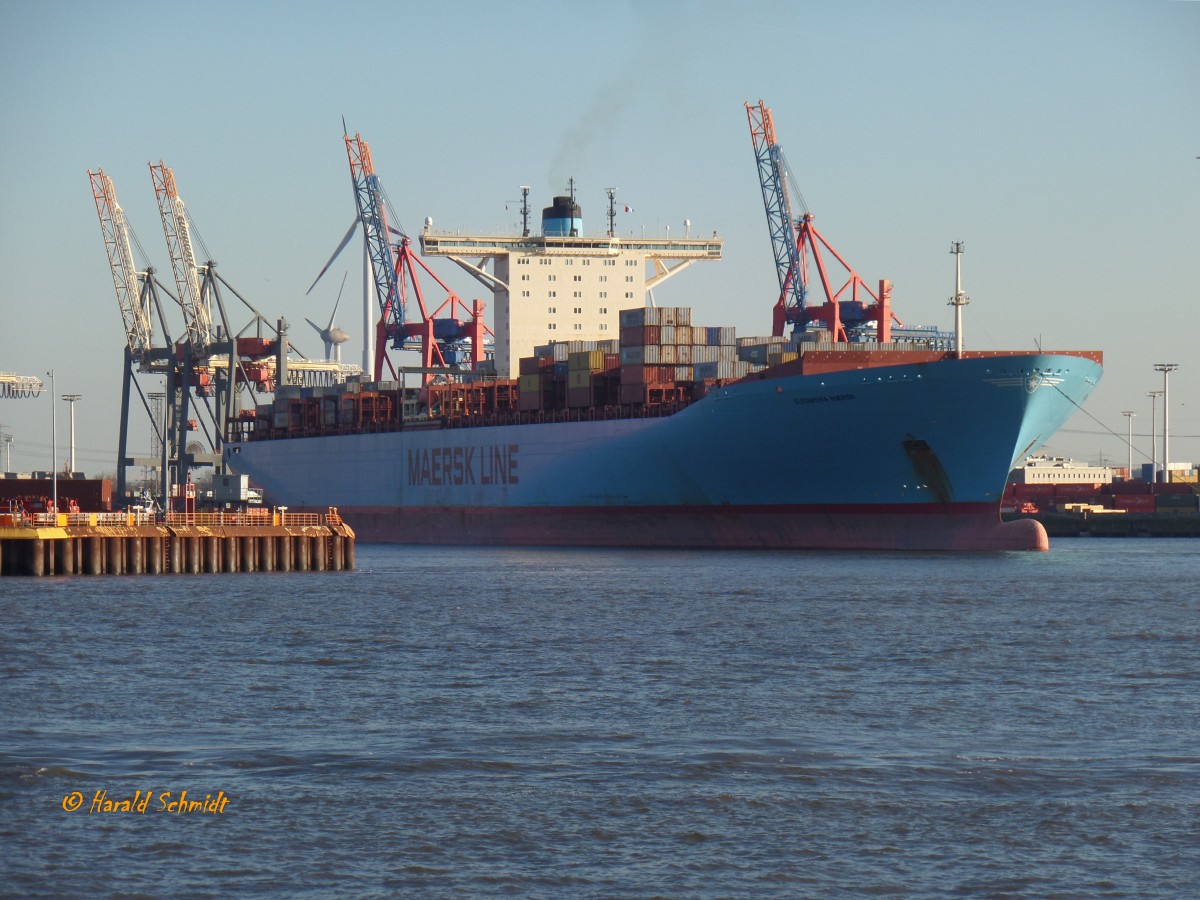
[542,195,582,237]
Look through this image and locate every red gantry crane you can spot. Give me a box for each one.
[313,130,490,383]
[746,100,901,344]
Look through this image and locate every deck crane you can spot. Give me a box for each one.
[746,100,900,344]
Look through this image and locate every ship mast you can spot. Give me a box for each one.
[949,241,969,357]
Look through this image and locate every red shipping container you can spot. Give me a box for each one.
[1015,484,1056,497]
[1053,483,1101,498]
[236,337,274,357]
[1112,494,1156,512]
[620,325,661,347]
[1117,481,1152,494]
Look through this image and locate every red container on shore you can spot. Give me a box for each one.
[1112,494,1156,512]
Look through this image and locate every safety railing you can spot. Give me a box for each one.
[4,508,343,529]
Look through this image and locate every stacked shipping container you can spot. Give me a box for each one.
[616,306,750,404]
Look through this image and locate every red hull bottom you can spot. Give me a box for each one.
[318,504,1048,552]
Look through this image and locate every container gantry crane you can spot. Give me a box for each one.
[319,131,489,383]
[90,163,360,510]
[746,100,899,344]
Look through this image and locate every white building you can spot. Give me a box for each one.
[1010,455,1113,485]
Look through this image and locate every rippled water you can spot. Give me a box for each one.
[3,540,1199,897]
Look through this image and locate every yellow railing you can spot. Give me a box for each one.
[5,508,343,529]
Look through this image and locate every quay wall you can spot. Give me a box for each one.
[0,511,355,577]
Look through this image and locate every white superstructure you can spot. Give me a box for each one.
[419,193,722,378]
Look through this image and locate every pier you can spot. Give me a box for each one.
[0,508,355,577]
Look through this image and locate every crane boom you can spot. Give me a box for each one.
[746,101,805,334]
[150,161,211,346]
[344,133,404,340]
[88,168,155,357]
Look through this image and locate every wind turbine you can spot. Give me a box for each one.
[306,272,351,362]
[307,217,374,373]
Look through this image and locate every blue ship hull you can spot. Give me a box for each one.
[224,351,1102,550]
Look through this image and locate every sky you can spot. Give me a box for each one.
[0,0,1197,478]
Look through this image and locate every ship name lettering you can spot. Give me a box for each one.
[407,444,519,487]
[792,393,856,405]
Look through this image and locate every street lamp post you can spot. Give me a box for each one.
[62,394,82,475]
[1153,363,1178,485]
[47,369,57,512]
[1146,390,1162,483]
[1122,410,1135,480]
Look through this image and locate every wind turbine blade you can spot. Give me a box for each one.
[306,220,359,295]
[327,271,348,328]
[305,317,323,335]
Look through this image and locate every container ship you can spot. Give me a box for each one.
[223,308,1102,551]
[221,110,1103,551]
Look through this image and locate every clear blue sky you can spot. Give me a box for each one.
[1,0,1196,476]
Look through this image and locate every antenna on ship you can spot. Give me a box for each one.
[519,186,530,237]
[948,241,969,357]
[568,177,578,236]
[606,187,617,238]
